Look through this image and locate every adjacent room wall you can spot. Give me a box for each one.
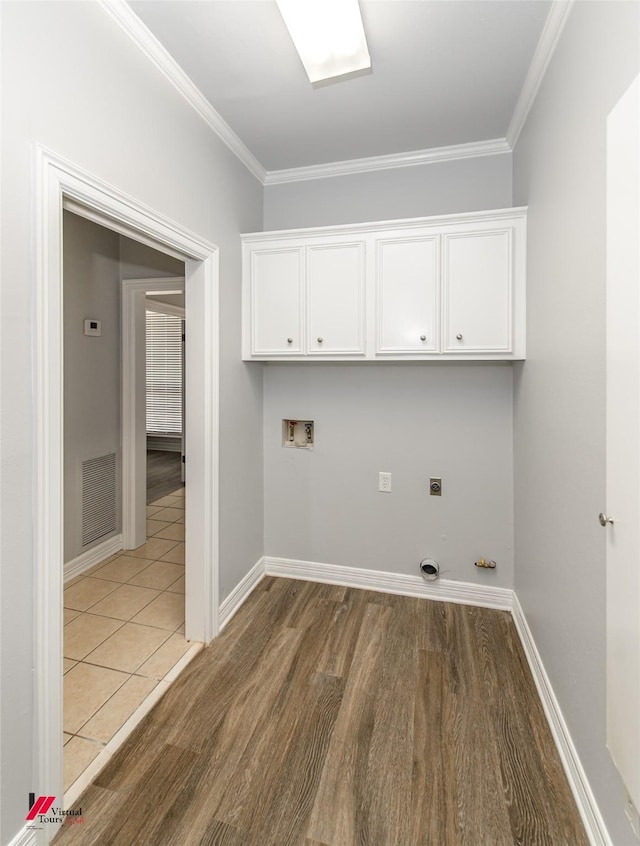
[512,2,640,842]
[0,3,263,842]
[63,212,122,563]
[63,220,185,565]
[263,152,512,229]
[119,237,185,280]
[262,156,515,587]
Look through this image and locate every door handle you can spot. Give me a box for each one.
[599,512,615,527]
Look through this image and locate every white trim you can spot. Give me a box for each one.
[145,300,186,319]
[511,593,611,846]
[263,556,513,610]
[64,641,203,808]
[121,280,145,550]
[82,1,515,187]
[242,206,528,243]
[122,277,185,550]
[7,827,37,846]
[62,198,186,261]
[34,142,66,846]
[63,534,123,583]
[163,641,204,684]
[219,557,266,630]
[35,145,219,843]
[264,138,511,185]
[97,0,265,184]
[506,0,575,148]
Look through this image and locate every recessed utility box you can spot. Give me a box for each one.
[282,419,314,449]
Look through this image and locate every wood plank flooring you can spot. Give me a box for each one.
[54,578,588,846]
[147,450,183,504]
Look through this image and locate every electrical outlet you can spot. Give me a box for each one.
[378,472,392,493]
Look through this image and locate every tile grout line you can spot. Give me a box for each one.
[67,626,190,747]
[64,487,187,790]
[64,645,202,806]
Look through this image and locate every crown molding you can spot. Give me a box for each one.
[98,0,267,184]
[242,205,527,241]
[98,0,567,187]
[506,0,575,149]
[264,138,511,185]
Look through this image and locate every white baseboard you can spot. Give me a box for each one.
[512,593,611,846]
[263,556,513,611]
[64,534,123,583]
[7,825,37,846]
[218,557,266,630]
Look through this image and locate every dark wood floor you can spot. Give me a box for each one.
[147,449,183,504]
[54,578,588,846]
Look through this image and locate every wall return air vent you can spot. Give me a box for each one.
[81,452,117,546]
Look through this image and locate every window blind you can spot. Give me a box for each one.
[146,310,183,435]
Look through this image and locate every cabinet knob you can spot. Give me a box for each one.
[456,333,463,340]
[287,338,293,344]
[420,335,427,341]
[317,337,323,343]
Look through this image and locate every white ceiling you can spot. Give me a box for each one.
[128,0,552,172]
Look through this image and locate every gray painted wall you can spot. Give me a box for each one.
[5,2,636,844]
[63,217,186,565]
[263,152,512,229]
[63,212,122,563]
[265,364,514,586]
[262,157,515,588]
[147,294,185,308]
[512,2,640,842]
[120,237,185,280]
[0,3,263,842]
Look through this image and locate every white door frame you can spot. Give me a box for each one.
[122,277,185,550]
[605,74,640,811]
[34,145,219,837]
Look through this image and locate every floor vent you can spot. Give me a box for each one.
[82,452,117,547]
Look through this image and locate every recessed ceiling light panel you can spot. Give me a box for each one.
[276,0,371,84]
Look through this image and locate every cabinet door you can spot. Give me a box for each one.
[250,247,304,355]
[307,242,365,355]
[376,235,439,353]
[443,229,512,353]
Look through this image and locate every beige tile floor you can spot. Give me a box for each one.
[63,487,192,791]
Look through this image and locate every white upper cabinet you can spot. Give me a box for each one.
[249,247,303,355]
[376,233,439,354]
[443,228,513,353]
[307,241,365,355]
[242,208,526,361]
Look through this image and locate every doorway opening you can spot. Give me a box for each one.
[145,290,186,503]
[35,146,220,839]
[61,217,195,794]
[121,276,187,552]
